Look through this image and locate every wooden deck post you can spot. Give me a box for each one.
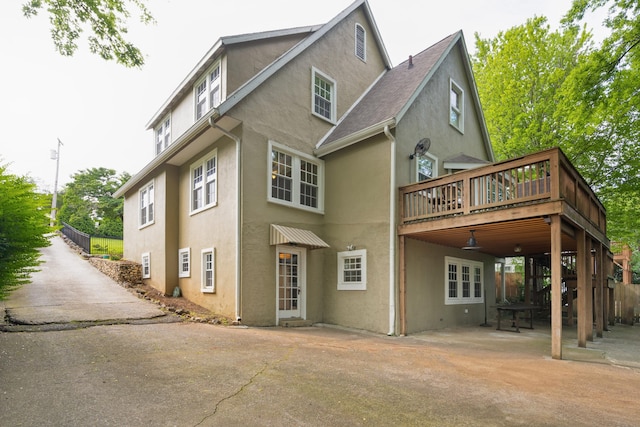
[586,239,594,342]
[551,215,563,360]
[524,255,531,305]
[576,228,587,348]
[399,235,406,336]
[595,243,604,338]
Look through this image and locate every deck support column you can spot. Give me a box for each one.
[524,256,531,304]
[577,228,588,347]
[587,239,594,342]
[399,236,407,336]
[550,215,563,360]
[595,243,604,338]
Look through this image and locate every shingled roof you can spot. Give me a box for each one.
[316,32,460,153]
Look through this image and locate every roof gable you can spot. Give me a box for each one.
[315,31,494,162]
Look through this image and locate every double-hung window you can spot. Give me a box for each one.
[445,256,483,304]
[201,248,215,293]
[190,150,217,214]
[337,249,367,290]
[355,24,366,61]
[269,141,323,212]
[155,116,171,155]
[416,153,438,182]
[311,67,336,123]
[195,62,221,120]
[139,181,154,228]
[178,248,190,278]
[449,79,464,133]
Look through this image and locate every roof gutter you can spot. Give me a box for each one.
[314,118,395,158]
[208,116,243,323]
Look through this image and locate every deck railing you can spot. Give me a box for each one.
[399,148,606,232]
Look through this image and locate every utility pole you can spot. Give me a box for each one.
[50,138,63,227]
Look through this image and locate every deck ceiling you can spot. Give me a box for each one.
[405,217,579,258]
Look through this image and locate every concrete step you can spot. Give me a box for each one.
[280,318,314,328]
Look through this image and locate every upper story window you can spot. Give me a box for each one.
[449,79,464,133]
[268,140,324,213]
[139,181,154,228]
[311,67,337,123]
[190,150,217,215]
[337,249,367,291]
[355,24,366,61]
[416,153,438,182]
[445,256,483,305]
[195,62,221,120]
[155,116,171,155]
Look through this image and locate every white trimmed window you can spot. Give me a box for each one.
[178,248,190,278]
[268,141,324,212]
[312,67,336,123]
[195,62,221,120]
[445,256,483,305]
[338,249,367,290]
[201,248,215,293]
[141,252,151,279]
[139,181,154,228]
[449,79,464,133]
[355,24,366,61]
[416,153,438,182]
[190,150,217,214]
[155,116,171,155]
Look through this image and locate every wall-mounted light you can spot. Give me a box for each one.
[347,244,356,251]
[514,244,522,253]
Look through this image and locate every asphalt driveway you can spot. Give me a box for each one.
[1,236,639,426]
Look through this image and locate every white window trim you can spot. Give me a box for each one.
[194,61,222,121]
[201,247,215,293]
[139,180,155,229]
[445,256,484,305]
[449,79,464,133]
[189,149,218,215]
[141,252,151,279]
[155,115,171,156]
[267,140,324,214]
[337,249,367,291]
[311,67,337,124]
[415,153,439,182]
[178,247,190,278]
[355,23,366,62]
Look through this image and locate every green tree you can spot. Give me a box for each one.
[0,164,51,299]
[22,0,154,67]
[58,167,129,237]
[472,15,640,246]
[563,0,640,247]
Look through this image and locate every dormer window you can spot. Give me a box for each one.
[355,24,366,61]
[195,62,221,120]
[155,116,171,155]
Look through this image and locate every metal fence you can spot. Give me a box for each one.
[61,222,123,258]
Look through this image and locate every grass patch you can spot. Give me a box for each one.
[90,236,123,259]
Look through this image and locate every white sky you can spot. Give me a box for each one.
[0,0,607,192]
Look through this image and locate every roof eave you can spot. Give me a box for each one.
[314,118,396,158]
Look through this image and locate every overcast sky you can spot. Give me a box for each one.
[0,0,607,192]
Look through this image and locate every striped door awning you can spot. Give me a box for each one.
[270,224,330,250]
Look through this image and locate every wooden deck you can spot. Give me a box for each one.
[398,148,607,257]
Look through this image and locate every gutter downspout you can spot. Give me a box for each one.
[209,117,242,322]
[384,125,396,336]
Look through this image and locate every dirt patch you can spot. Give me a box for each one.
[129,282,235,325]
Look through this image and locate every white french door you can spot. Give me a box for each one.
[276,246,306,320]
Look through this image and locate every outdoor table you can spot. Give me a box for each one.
[496,305,539,333]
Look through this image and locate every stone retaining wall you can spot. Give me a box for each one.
[88,257,142,287]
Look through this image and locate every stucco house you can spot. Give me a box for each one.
[115,0,610,359]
